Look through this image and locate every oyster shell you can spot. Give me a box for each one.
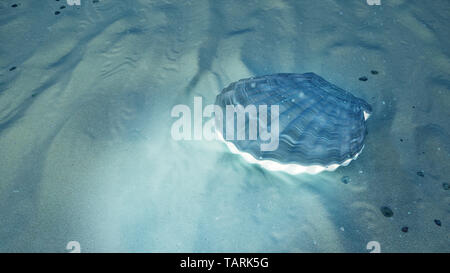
[215,73,372,174]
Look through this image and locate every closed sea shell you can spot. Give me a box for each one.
[214,73,372,174]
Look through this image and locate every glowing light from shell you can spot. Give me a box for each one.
[215,130,364,175]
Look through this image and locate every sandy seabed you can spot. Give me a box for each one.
[0,0,449,252]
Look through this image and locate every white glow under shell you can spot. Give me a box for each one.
[215,111,369,175]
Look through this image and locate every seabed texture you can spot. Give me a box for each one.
[0,0,449,252]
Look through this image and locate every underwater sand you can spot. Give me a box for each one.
[0,0,449,252]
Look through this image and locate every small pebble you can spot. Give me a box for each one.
[341,176,351,184]
[60,5,66,9]
[434,219,441,226]
[11,4,18,8]
[9,66,17,71]
[55,11,60,15]
[371,70,379,75]
[401,226,408,233]
[380,206,394,218]
[93,0,100,3]
[443,183,449,190]
[359,76,368,82]
[400,138,403,142]
[417,171,425,177]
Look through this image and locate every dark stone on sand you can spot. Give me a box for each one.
[93,0,100,3]
[371,70,379,75]
[55,11,60,15]
[443,183,449,190]
[60,6,66,9]
[359,76,368,82]
[9,66,16,71]
[380,206,394,217]
[401,226,408,233]
[400,139,403,142]
[434,219,441,226]
[341,176,351,184]
[417,171,424,177]
[11,4,18,8]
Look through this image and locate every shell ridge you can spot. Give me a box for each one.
[281,93,328,135]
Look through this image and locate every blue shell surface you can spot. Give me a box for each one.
[215,73,372,167]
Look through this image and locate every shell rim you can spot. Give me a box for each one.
[215,129,365,175]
